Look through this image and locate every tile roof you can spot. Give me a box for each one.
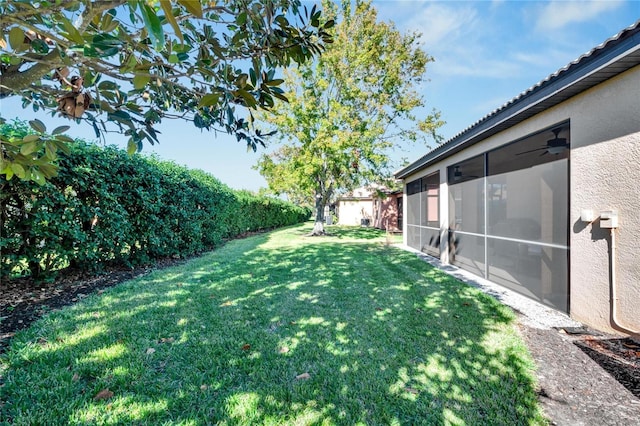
[395,19,640,179]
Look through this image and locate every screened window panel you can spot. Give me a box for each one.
[421,227,440,257]
[407,178,421,195]
[448,179,484,234]
[488,239,568,312]
[407,193,420,226]
[422,172,440,227]
[449,232,485,277]
[407,225,420,251]
[487,160,567,246]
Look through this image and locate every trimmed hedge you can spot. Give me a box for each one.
[1,123,310,279]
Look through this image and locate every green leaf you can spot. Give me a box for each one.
[98,80,117,90]
[168,53,179,64]
[141,3,165,51]
[29,119,46,133]
[108,110,132,122]
[23,134,40,143]
[52,125,70,135]
[60,15,84,44]
[20,141,39,155]
[54,135,74,144]
[31,169,46,186]
[2,166,14,180]
[38,163,58,177]
[87,33,122,58]
[271,91,288,103]
[127,139,138,155]
[160,0,183,43]
[9,27,24,49]
[11,163,26,179]
[198,93,220,107]
[45,141,57,159]
[235,90,257,108]
[31,38,49,54]
[177,0,202,18]
[133,74,150,90]
[265,79,284,87]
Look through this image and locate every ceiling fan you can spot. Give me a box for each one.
[452,165,479,181]
[516,128,569,156]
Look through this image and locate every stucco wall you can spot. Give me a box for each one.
[338,199,373,226]
[374,194,401,231]
[567,67,640,335]
[402,65,640,334]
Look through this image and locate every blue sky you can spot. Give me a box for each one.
[2,1,638,191]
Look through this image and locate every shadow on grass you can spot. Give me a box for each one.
[1,226,544,425]
[322,225,387,240]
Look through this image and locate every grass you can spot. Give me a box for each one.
[0,224,547,425]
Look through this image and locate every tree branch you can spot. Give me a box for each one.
[78,0,128,33]
[0,49,64,98]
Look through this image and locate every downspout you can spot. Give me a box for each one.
[609,228,639,335]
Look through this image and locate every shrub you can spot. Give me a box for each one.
[0,121,310,279]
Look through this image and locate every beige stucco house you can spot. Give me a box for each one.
[395,21,640,336]
[337,187,375,226]
[337,186,402,231]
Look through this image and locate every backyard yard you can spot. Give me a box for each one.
[0,224,546,425]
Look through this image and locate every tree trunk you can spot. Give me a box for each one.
[309,194,325,236]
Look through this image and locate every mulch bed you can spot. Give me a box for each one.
[0,258,186,353]
[574,335,640,398]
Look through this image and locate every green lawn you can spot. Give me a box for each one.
[0,224,546,425]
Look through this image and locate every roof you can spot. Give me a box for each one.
[337,184,402,200]
[395,19,640,180]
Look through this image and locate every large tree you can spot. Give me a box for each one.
[256,0,443,235]
[0,0,333,184]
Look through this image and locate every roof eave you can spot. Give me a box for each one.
[395,21,640,180]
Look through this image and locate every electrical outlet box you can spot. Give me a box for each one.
[600,210,618,228]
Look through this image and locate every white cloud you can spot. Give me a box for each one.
[535,0,624,32]
[393,3,523,79]
[402,2,479,47]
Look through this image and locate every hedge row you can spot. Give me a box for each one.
[1,122,310,279]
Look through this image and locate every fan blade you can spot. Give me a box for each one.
[516,146,546,155]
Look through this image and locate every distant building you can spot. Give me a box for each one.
[337,186,403,231]
[372,189,402,232]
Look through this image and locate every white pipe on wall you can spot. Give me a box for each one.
[610,228,639,336]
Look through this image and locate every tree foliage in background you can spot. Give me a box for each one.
[0,120,310,280]
[0,0,333,184]
[255,0,443,235]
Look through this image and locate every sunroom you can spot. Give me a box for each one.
[395,21,640,334]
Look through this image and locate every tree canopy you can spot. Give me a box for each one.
[255,0,443,234]
[0,0,333,183]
